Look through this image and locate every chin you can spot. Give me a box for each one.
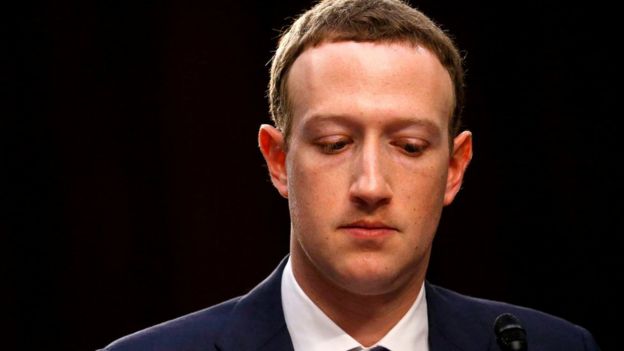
[332,257,405,296]
[336,273,401,296]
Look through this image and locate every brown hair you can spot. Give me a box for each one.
[268,0,465,145]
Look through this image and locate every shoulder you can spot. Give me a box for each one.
[426,283,600,350]
[100,257,291,351]
[100,296,241,351]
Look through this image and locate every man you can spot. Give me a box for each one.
[102,0,600,350]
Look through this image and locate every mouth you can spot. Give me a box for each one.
[339,220,398,238]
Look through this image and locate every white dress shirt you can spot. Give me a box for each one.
[281,258,429,351]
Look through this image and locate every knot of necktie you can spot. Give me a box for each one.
[348,345,389,351]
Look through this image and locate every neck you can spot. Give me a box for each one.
[290,249,426,347]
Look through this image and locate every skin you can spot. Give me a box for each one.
[259,41,472,346]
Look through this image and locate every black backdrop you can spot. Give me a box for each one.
[8,0,620,350]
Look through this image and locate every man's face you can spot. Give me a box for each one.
[260,41,471,296]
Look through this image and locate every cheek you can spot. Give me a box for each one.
[286,154,346,232]
[288,150,346,200]
[398,163,448,225]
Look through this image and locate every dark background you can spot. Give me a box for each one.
[8,0,620,350]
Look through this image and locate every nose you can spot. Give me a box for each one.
[349,140,393,210]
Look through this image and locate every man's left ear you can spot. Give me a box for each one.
[444,130,473,205]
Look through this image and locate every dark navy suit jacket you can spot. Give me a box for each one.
[102,257,600,350]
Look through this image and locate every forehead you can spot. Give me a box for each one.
[286,41,454,134]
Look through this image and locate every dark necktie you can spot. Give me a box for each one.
[348,346,390,351]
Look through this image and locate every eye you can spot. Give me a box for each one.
[392,139,427,156]
[315,137,351,154]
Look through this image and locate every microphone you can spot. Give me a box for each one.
[494,313,528,351]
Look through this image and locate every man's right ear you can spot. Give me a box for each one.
[258,124,288,198]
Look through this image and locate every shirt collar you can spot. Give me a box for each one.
[281,258,429,351]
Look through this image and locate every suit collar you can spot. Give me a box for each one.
[215,260,496,351]
[215,256,294,351]
[426,282,496,351]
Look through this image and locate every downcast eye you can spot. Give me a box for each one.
[315,137,351,154]
[321,140,348,153]
[392,140,427,155]
[404,143,422,153]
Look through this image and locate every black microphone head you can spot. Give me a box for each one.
[494,313,528,351]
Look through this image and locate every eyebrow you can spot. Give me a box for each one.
[301,114,443,136]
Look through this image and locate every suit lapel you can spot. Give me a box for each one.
[215,256,294,351]
[215,263,499,351]
[426,282,496,351]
